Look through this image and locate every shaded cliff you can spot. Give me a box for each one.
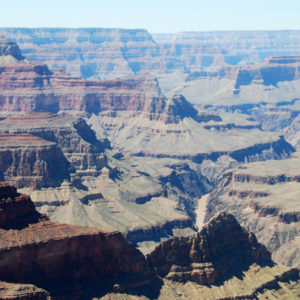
[203,155,300,267]
[147,212,271,284]
[0,183,299,299]
[0,112,108,176]
[0,133,70,189]
[0,182,156,297]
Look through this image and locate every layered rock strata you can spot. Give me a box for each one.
[203,155,300,267]
[0,133,70,188]
[0,112,108,176]
[147,212,271,284]
[1,183,299,299]
[0,182,155,294]
[2,29,300,83]
[176,55,300,106]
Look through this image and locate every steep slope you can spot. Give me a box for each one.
[101,212,300,300]
[147,212,271,284]
[0,112,108,176]
[1,187,299,300]
[175,55,300,106]
[0,133,70,188]
[2,29,300,83]
[0,35,297,256]
[0,281,49,300]
[0,182,156,297]
[0,28,224,82]
[202,154,300,267]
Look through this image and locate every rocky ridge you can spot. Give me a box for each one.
[176,55,300,106]
[2,29,300,83]
[0,34,298,262]
[0,112,108,177]
[0,182,156,297]
[202,154,300,267]
[1,183,299,299]
[147,212,271,284]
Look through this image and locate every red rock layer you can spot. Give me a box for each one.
[0,133,70,188]
[0,61,167,116]
[0,182,45,227]
[0,112,108,175]
[0,182,154,292]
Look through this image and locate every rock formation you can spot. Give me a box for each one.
[0,133,70,188]
[0,112,108,177]
[175,55,300,106]
[0,182,299,299]
[147,212,271,284]
[0,281,49,300]
[202,155,300,267]
[0,34,298,269]
[2,29,300,84]
[0,182,155,297]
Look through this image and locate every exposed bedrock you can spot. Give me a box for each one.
[2,29,300,83]
[147,212,271,284]
[0,182,156,295]
[0,112,109,175]
[0,34,24,61]
[0,133,70,189]
[203,156,300,267]
[134,135,295,163]
[0,183,299,299]
[0,281,49,300]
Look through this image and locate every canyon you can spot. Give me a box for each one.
[202,154,300,267]
[0,34,297,255]
[0,29,300,299]
[0,182,299,299]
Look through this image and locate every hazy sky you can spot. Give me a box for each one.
[1,0,300,33]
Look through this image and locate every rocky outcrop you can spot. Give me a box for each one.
[0,28,223,80]
[2,29,300,83]
[0,182,47,227]
[162,94,222,124]
[284,113,300,149]
[0,281,49,300]
[0,51,167,116]
[147,212,271,284]
[0,133,70,188]
[0,34,24,61]
[0,112,108,176]
[0,182,155,296]
[0,182,299,299]
[203,155,300,267]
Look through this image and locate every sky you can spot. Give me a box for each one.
[1,0,300,33]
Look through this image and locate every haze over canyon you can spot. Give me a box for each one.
[0,27,299,299]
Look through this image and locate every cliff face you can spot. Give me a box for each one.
[0,112,108,175]
[2,29,300,82]
[0,182,47,227]
[0,182,299,299]
[176,55,300,106]
[0,28,223,80]
[0,34,24,61]
[203,155,300,267]
[147,212,270,284]
[0,133,70,189]
[0,57,167,116]
[0,182,155,295]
